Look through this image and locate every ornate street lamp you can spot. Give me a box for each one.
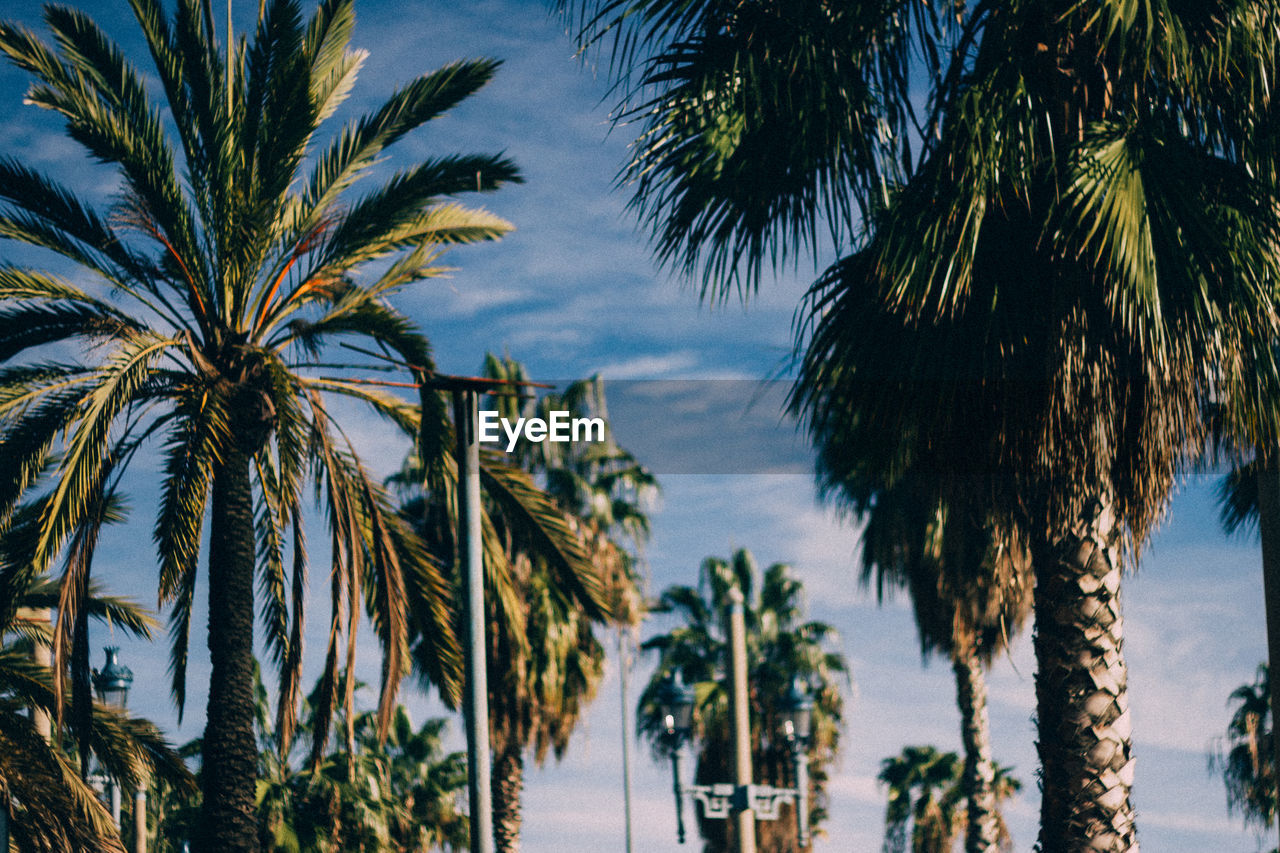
[93,646,132,709]
[656,672,695,843]
[660,666,814,850]
[92,647,132,829]
[780,677,815,847]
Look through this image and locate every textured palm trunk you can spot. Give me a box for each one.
[953,650,999,853]
[196,444,258,852]
[1033,497,1137,852]
[1253,458,1280,853]
[492,744,524,853]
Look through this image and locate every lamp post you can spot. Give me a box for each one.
[322,357,552,853]
[657,668,815,851]
[781,677,814,848]
[657,673,695,843]
[92,647,132,830]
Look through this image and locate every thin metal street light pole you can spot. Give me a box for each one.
[727,587,757,853]
[326,362,548,853]
[454,388,494,853]
[619,629,634,853]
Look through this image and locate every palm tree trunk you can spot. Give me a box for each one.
[1253,458,1280,853]
[196,444,258,852]
[1032,496,1137,852]
[492,744,523,853]
[953,650,999,853]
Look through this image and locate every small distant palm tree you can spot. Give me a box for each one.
[1212,664,1276,836]
[638,549,848,852]
[0,1,518,848]
[879,745,1020,853]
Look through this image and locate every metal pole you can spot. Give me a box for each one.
[794,751,810,849]
[727,587,756,853]
[110,779,122,829]
[671,748,686,845]
[619,629,634,853]
[454,389,494,853]
[135,787,147,853]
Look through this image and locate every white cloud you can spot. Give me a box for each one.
[590,352,701,379]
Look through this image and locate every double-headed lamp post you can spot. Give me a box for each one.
[657,671,814,851]
[93,647,147,853]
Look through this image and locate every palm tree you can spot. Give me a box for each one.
[480,357,657,851]
[1220,459,1280,848]
[557,3,1280,848]
[0,565,195,852]
[856,472,1032,853]
[880,746,964,853]
[638,548,847,852]
[0,1,518,848]
[1212,664,1276,836]
[879,745,1021,853]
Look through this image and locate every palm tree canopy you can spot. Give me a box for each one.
[563,0,1280,541]
[0,0,519,756]
[857,469,1032,664]
[1213,663,1276,831]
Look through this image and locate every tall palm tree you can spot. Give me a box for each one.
[1212,664,1276,836]
[857,472,1032,853]
[480,360,653,852]
[481,357,657,851]
[1219,458,1280,848]
[557,3,1280,848]
[879,745,1021,853]
[394,359,631,853]
[0,1,518,848]
[638,549,847,852]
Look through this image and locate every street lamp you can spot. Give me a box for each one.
[93,646,132,709]
[780,677,815,847]
[656,672,696,843]
[659,667,815,850]
[92,647,132,829]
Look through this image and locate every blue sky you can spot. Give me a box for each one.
[0,1,1273,850]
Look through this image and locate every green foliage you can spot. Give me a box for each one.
[1213,664,1276,832]
[0,1,519,818]
[0,568,194,853]
[146,672,469,853]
